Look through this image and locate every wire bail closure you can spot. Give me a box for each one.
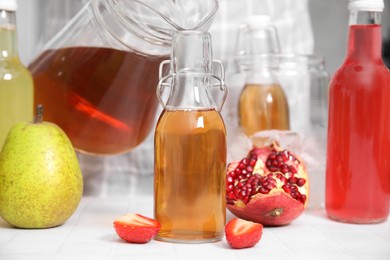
[157,60,227,112]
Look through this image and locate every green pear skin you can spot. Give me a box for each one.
[0,117,83,228]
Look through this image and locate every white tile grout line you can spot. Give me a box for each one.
[266,227,302,260]
[304,212,390,259]
[47,197,93,260]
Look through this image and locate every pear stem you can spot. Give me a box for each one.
[35,104,44,123]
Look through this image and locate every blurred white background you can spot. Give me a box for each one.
[12,0,390,201]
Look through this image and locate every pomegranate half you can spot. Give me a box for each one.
[226,142,309,226]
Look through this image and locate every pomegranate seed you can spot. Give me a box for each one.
[246,166,253,172]
[269,178,277,185]
[242,158,248,165]
[297,178,306,187]
[269,153,276,160]
[227,176,234,183]
[266,183,275,190]
[281,165,289,173]
[249,159,257,166]
[290,192,297,199]
[238,163,246,169]
[227,191,235,200]
[300,194,307,203]
[289,176,298,184]
[282,185,291,193]
[259,187,270,194]
[290,167,297,174]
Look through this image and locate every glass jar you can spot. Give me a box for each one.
[28,0,218,155]
[276,54,329,209]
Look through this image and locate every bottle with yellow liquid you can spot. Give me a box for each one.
[0,0,34,147]
[154,31,227,243]
[235,15,290,136]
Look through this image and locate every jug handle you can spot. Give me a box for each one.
[159,60,171,80]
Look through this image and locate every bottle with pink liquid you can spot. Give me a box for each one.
[325,0,390,223]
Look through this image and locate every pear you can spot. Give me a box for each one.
[0,104,83,228]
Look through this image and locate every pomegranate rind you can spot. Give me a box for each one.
[227,192,304,226]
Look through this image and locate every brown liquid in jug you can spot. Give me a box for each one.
[154,109,226,242]
[239,83,290,136]
[29,47,167,155]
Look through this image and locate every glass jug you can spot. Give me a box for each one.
[154,31,227,243]
[28,0,218,155]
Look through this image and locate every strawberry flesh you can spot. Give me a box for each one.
[225,218,263,249]
[113,213,161,243]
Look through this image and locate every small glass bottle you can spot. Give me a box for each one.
[154,31,227,243]
[0,0,34,148]
[326,0,390,223]
[235,15,290,137]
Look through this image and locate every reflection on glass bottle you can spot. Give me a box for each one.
[154,31,227,243]
[235,15,290,136]
[0,1,34,148]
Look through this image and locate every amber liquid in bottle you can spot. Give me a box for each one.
[154,109,226,243]
[238,83,290,136]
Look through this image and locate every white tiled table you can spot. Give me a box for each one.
[0,195,389,260]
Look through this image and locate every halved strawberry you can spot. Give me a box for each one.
[225,218,263,249]
[113,213,161,243]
